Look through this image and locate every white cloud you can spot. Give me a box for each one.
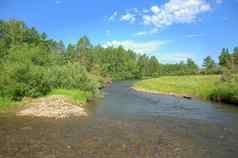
[107,0,212,35]
[102,40,192,63]
[108,11,118,21]
[142,9,150,13]
[216,0,223,4]
[158,52,194,63]
[151,6,161,14]
[106,30,111,36]
[102,40,162,54]
[120,13,136,23]
[185,33,204,38]
[55,0,62,4]
[143,0,211,28]
[135,31,147,36]
[132,8,139,13]
[134,28,159,36]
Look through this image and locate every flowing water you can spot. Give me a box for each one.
[1,81,238,158]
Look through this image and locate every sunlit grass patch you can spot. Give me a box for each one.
[133,75,220,99]
[0,97,16,109]
[49,89,93,105]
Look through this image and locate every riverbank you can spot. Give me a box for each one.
[133,75,238,105]
[0,89,94,119]
[132,87,196,100]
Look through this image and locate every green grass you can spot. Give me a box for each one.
[134,75,238,105]
[133,75,220,99]
[0,97,16,109]
[48,89,93,104]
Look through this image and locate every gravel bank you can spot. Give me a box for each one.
[17,95,88,119]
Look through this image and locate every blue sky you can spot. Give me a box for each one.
[0,0,238,64]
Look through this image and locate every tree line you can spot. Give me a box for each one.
[202,48,238,74]
[0,20,160,100]
[159,48,238,76]
[0,19,237,101]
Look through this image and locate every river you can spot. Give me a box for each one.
[0,81,238,157]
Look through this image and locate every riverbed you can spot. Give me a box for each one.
[1,81,238,157]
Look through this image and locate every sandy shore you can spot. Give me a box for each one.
[131,87,195,100]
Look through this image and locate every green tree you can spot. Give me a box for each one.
[66,44,77,62]
[55,40,65,54]
[233,47,238,65]
[148,56,160,77]
[203,56,216,72]
[186,58,198,74]
[76,36,92,53]
[219,48,231,68]
[137,54,149,77]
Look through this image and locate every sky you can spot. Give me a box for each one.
[0,0,238,64]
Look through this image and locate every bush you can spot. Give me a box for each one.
[210,82,238,104]
[47,62,100,94]
[0,44,101,101]
[1,63,51,100]
[209,74,238,104]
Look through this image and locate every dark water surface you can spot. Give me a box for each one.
[1,81,238,158]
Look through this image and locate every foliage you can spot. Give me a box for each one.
[233,47,238,65]
[0,20,100,102]
[137,55,160,77]
[203,56,215,69]
[0,19,161,105]
[47,63,100,94]
[219,48,231,68]
[202,56,217,74]
[210,74,238,104]
[159,58,198,76]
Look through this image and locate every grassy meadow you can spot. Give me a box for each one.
[133,75,238,104]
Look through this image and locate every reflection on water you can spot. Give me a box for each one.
[0,81,238,158]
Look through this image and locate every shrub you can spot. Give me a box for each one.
[209,74,238,104]
[1,63,51,100]
[47,62,100,94]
